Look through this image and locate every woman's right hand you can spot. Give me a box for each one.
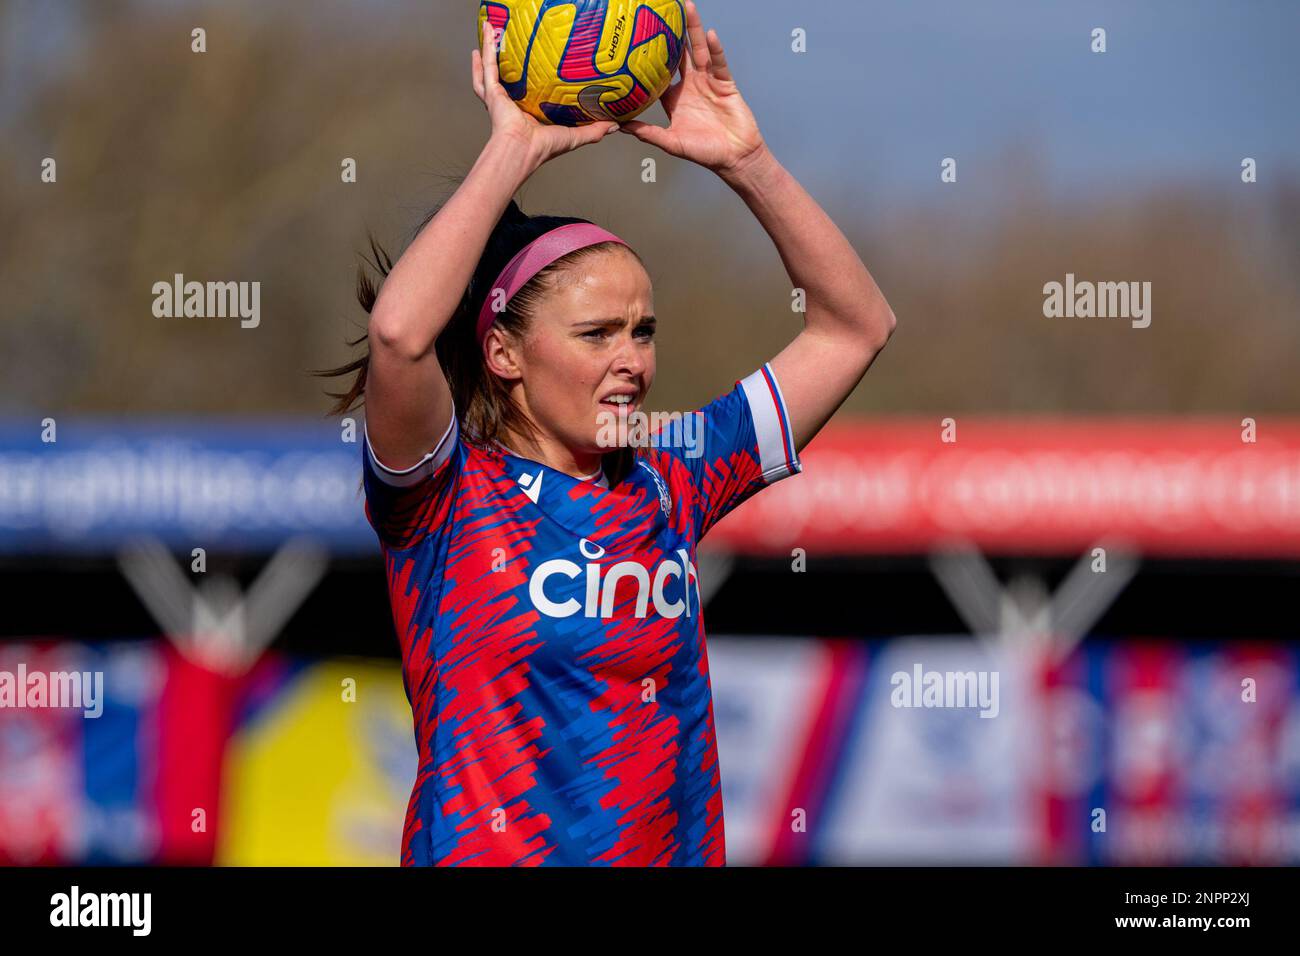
[472,20,619,171]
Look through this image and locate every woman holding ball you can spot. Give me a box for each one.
[324,1,895,865]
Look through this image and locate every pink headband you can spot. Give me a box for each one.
[476,223,629,346]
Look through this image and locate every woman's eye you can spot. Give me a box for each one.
[580,326,653,341]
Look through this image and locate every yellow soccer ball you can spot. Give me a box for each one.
[477,0,686,126]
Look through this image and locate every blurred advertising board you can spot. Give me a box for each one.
[710,637,1298,865]
[6,419,1300,557]
[216,659,414,866]
[708,419,1300,558]
[0,640,231,864]
[0,643,410,865]
[2,637,1295,865]
[0,420,370,555]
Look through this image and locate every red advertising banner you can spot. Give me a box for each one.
[708,419,1300,557]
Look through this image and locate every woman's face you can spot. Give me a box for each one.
[504,246,656,459]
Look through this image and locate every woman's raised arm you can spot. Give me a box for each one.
[365,21,619,470]
[723,145,896,454]
[620,1,895,454]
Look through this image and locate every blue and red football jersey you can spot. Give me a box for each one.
[361,363,801,865]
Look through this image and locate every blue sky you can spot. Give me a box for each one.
[6,0,1298,210]
[709,0,1300,205]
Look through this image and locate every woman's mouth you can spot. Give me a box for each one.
[599,391,638,413]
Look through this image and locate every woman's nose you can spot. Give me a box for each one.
[613,337,647,376]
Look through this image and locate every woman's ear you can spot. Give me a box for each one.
[483,327,523,381]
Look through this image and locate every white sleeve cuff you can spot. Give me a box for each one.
[738,363,802,484]
[364,412,458,488]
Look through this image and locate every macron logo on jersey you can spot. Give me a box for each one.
[518,470,543,504]
[529,538,701,620]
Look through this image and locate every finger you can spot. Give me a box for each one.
[677,31,694,75]
[481,20,502,89]
[705,29,732,82]
[471,49,485,102]
[618,120,674,151]
[563,122,617,148]
[541,122,613,158]
[659,75,684,115]
[665,35,692,108]
[684,1,710,71]
[575,121,621,146]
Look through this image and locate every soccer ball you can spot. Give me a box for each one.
[477,0,686,126]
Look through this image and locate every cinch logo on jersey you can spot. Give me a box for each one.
[529,538,700,620]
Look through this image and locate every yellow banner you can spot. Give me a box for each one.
[217,660,413,866]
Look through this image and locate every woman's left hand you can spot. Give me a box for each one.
[619,0,767,178]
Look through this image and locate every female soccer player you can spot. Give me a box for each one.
[326,1,895,865]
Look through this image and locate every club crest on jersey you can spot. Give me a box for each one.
[529,538,700,620]
[637,459,672,518]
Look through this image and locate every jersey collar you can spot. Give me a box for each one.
[490,440,610,489]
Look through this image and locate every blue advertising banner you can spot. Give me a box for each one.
[0,420,373,554]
